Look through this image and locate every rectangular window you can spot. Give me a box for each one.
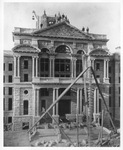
[109,77,111,83]
[4,63,5,71]
[3,75,5,83]
[119,77,120,83]
[99,99,101,112]
[22,122,29,130]
[109,96,111,107]
[40,58,49,77]
[3,98,5,110]
[24,74,28,82]
[23,100,28,115]
[41,100,46,111]
[96,63,100,71]
[8,117,12,123]
[3,87,5,95]
[40,88,49,96]
[8,98,12,110]
[119,96,120,107]
[8,63,12,71]
[109,87,111,94]
[24,60,28,69]
[8,75,12,82]
[8,87,12,95]
[119,87,120,94]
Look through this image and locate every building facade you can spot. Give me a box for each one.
[3,11,120,131]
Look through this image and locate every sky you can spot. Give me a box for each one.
[3,2,121,53]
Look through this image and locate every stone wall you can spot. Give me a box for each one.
[13,116,33,131]
[20,88,33,115]
[13,88,20,116]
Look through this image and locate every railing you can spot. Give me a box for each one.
[32,77,101,84]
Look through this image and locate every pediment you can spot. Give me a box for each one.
[32,22,93,40]
[89,48,110,56]
[12,44,40,53]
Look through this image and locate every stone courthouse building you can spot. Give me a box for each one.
[3,11,120,131]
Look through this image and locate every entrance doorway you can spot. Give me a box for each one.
[58,100,71,121]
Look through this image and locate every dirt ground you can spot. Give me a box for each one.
[4,126,108,147]
[4,131,30,147]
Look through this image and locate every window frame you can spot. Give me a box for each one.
[23,100,28,115]
[8,63,12,71]
[55,59,71,77]
[8,75,12,83]
[24,74,28,82]
[24,60,28,69]
[8,117,12,123]
[8,87,12,95]
[96,62,100,71]
[8,98,12,111]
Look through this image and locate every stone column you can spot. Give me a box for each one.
[14,56,17,77]
[106,60,109,78]
[76,88,80,122]
[103,59,106,81]
[37,89,39,116]
[56,88,59,115]
[32,57,35,78]
[71,59,74,78]
[52,57,55,77]
[53,88,55,116]
[79,89,82,114]
[49,56,55,77]
[36,57,38,77]
[91,59,95,69]
[17,56,20,77]
[96,89,99,113]
[49,57,52,77]
[94,88,97,114]
[73,59,76,78]
[33,89,36,116]
[52,88,59,123]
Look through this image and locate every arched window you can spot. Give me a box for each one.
[23,100,28,115]
[41,48,49,53]
[55,45,71,53]
[77,50,85,55]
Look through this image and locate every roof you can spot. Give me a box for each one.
[89,48,111,57]
[4,50,13,56]
[13,21,108,41]
[12,44,40,53]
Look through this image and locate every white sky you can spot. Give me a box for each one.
[3,2,121,53]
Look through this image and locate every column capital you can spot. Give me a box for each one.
[104,58,110,62]
[49,55,55,59]
[32,56,38,59]
[54,87,59,90]
[34,87,40,90]
[90,58,95,61]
